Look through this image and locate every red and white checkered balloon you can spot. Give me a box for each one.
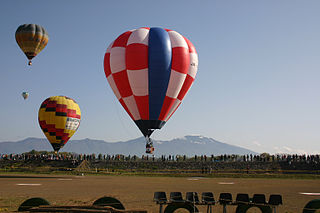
[103,27,198,138]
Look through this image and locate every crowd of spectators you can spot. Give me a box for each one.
[0,152,319,164]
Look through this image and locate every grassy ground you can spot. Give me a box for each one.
[0,173,320,213]
[1,165,320,179]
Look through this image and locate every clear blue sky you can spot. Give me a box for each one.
[1,0,320,154]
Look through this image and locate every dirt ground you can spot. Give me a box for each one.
[0,174,319,213]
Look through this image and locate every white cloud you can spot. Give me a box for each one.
[252,141,262,146]
[273,146,312,155]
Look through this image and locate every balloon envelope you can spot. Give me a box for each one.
[103,27,198,138]
[38,96,81,152]
[15,24,49,64]
[22,92,29,100]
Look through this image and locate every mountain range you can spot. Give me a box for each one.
[0,135,258,156]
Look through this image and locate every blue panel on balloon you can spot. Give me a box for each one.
[148,27,172,120]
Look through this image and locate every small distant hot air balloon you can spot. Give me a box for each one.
[38,96,81,152]
[103,27,198,154]
[15,24,49,66]
[22,92,29,100]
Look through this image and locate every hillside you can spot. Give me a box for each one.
[0,135,257,156]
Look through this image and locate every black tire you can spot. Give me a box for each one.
[18,197,50,211]
[164,203,199,213]
[92,196,125,210]
[235,204,272,213]
[303,199,320,213]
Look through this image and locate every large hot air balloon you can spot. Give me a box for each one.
[103,27,198,153]
[15,24,49,66]
[22,92,29,100]
[38,96,81,152]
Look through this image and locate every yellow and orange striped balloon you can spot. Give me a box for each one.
[15,24,49,65]
[38,96,81,152]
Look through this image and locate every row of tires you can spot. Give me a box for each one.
[18,197,320,213]
[162,203,273,213]
[18,196,124,211]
